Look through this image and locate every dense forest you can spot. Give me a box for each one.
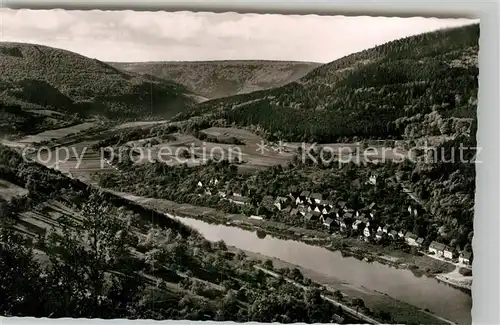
[173,24,478,143]
[0,42,196,136]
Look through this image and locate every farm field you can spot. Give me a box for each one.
[111,120,171,131]
[16,122,97,144]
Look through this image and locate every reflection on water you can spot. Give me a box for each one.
[176,216,472,325]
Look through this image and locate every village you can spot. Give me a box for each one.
[196,175,473,268]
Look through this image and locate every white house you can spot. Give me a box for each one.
[323,217,334,229]
[368,175,377,185]
[197,181,203,187]
[398,230,407,238]
[429,241,446,257]
[352,220,363,230]
[459,251,472,265]
[310,193,323,204]
[405,232,418,246]
[443,246,454,259]
[363,226,372,238]
[249,215,264,220]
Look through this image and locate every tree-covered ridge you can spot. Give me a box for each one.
[109,60,321,100]
[174,24,478,143]
[0,42,196,135]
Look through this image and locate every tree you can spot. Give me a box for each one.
[333,290,343,301]
[44,190,145,318]
[0,225,46,317]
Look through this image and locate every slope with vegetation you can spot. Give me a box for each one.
[174,24,478,143]
[110,60,321,100]
[0,144,367,323]
[0,42,196,136]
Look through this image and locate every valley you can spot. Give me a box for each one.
[0,21,477,324]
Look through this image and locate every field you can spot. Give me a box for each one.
[110,120,170,131]
[16,122,97,144]
[0,179,29,201]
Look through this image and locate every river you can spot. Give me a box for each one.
[174,215,472,324]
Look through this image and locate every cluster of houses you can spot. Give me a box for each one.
[197,179,251,205]
[260,190,425,243]
[429,241,472,265]
[196,179,473,266]
[261,191,473,265]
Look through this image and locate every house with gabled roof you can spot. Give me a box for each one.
[322,200,334,208]
[375,231,384,240]
[305,211,321,222]
[322,204,332,215]
[230,195,250,205]
[389,230,398,239]
[300,190,310,200]
[363,225,372,238]
[405,232,418,246]
[337,201,347,210]
[416,237,424,247]
[382,225,390,233]
[290,208,299,217]
[323,217,335,229]
[443,246,455,259]
[197,181,203,187]
[352,219,363,231]
[398,229,407,238]
[459,251,472,265]
[309,192,323,204]
[330,207,341,219]
[429,241,446,257]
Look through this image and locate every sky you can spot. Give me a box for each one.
[0,9,477,63]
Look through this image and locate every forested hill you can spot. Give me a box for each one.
[109,60,321,100]
[0,42,196,135]
[174,24,479,143]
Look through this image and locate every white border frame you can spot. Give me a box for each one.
[1,1,498,324]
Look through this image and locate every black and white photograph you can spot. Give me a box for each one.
[0,7,478,325]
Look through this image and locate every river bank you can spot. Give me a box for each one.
[126,193,456,277]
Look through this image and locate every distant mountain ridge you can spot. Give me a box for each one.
[0,42,196,135]
[109,60,321,100]
[173,24,479,143]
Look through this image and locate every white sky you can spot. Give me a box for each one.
[0,9,477,63]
